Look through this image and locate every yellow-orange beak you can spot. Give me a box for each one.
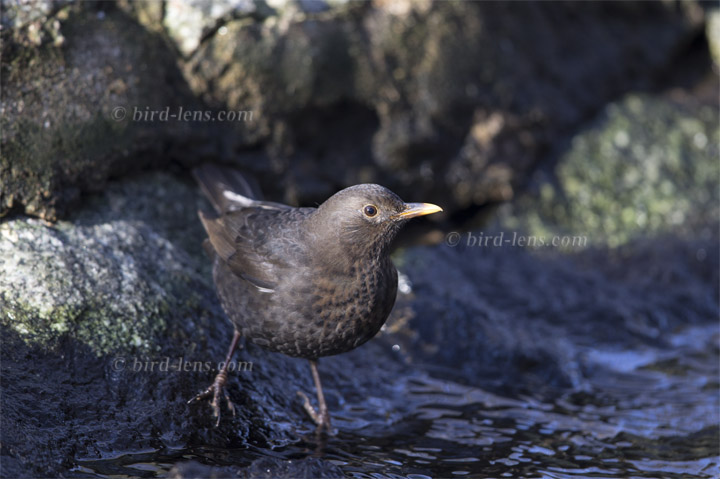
[391,202,443,220]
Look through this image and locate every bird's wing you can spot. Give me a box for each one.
[199,208,306,292]
[193,164,291,214]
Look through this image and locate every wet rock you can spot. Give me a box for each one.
[0,171,411,477]
[167,456,344,478]
[238,456,344,478]
[396,229,718,398]
[1,169,717,476]
[168,460,240,478]
[392,85,719,389]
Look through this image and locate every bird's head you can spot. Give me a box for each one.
[311,184,442,259]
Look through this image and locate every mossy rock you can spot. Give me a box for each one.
[1,6,206,221]
[0,172,211,355]
[504,93,719,247]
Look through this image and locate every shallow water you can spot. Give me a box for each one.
[70,325,719,479]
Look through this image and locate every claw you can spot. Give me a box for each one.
[189,370,231,427]
[188,331,243,427]
[223,387,236,418]
[297,390,322,425]
[297,389,332,433]
[188,386,213,404]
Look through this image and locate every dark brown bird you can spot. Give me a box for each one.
[189,165,442,432]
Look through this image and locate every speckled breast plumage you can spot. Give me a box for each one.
[213,255,398,359]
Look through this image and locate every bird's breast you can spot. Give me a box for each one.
[218,254,398,359]
[296,258,398,357]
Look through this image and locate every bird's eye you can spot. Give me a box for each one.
[363,204,378,218]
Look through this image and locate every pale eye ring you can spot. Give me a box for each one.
[363,204,379,217]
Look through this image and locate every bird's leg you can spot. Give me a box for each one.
[297,359,332,433]
[188,330,242,427]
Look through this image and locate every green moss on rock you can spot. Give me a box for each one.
[1,7,204,221]
[504,94,719,247]
[0,173,212,355]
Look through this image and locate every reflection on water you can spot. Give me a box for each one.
[72,325,719,478]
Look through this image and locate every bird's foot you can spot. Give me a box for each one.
[188,370,235,427]
[297,390,333,434]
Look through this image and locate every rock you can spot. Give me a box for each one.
[239,456,344,478]
[0,171,412,477]
[0,0,71,47]
[2,1,709,221]
[163,0,258,57]
[708,8,720,68]
[396,228,718,397]
[0,173,210,354]
[184,1,707,210]
[499,93,719,247]
[168,460,240,478]
[1,5,717,472]
[1,4,209,221]
[167,456,344,478]
[1,169,717,476]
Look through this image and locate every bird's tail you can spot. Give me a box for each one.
[192,164,263,214]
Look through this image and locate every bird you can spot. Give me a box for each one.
[188,165,442,432]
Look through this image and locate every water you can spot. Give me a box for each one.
[70,325,719,478]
